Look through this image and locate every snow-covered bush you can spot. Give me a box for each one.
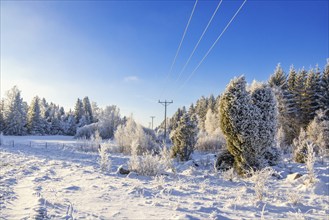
[75,105,123,139]
[215,149,234,171]
[158,146,174,171]
[99,143,111,172]
[170,113,197,161]
[114,116,157,155]
[195,130,225,153]
[128,153,165,176]
[307,110,329,155]
[293,129,312,163]
[75,123,97,139]
[219,77,279,175]
[249,167,275,201]
[305,142,317,185]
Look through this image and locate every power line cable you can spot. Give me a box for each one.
[160,0,198,99]
[174,0,223,84]
[179,0,247,90]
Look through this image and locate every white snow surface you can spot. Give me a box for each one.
[0,136,328,219]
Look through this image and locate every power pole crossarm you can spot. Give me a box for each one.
[158,100,173,142]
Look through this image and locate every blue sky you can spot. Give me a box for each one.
[1,0,328,127]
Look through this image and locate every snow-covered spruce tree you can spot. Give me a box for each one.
[320,59,329,113]
[249,81,280,166]
[74,98,85,128]
[2,86,28,135]
[219,76,279,175]
[195,96,208,131]
[268,65,297,145]
[82,96,93,125]
[170,113,197,161]
[0,100,4,132]
[27,96,44,135]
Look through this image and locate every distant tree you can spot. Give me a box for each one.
[304,68,322,123]
[170,113,197,161]
[169,107,186,133]
[320,59,329,113]
[74,98,85,127]
[204,108,219,135]
[27,96,44,135]
[2,86,27,135]
[194,96,208,131]
[114,116,156,155]
[63,113,77,135]
[207,94,216,112]
[268,63,287,89]
[39,98,51,134]
[83,96,93,124]
[0,100,4,132]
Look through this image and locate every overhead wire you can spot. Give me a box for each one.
[160,0,198,99]
[179,0,247,91]
[174,0,223,84]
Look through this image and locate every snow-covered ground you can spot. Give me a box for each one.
[0,136,328,219]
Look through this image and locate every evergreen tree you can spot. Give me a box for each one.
[195,96,208,131]
[268,63,287,89]
[2,86,27,135]
[83,96,93,124]
[40,98,51,134]
[219,77,278,175]
[250,81,280,166]
[0,100,4,132]
[304,68,322,123]
[74,98,85,127]
[170,113,197,161]
[320,59,329,113]
[169,107,186,133]
[204,108,219,135]
[63,112,77,135]
[207,94,216,112]
[27,96,43,135]
[294,68,308,128]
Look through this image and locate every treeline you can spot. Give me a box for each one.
[0,87,125,138]
[161,60,329,151]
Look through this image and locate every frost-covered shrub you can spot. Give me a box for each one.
[158,146,174,171]
[170,113,197,161]
[307,110,329,155]
[75,123,97,139]
[128,153,165,176]
[99,143,111,172]
[219,77,279,175]
[75,105,123,139]
[215,149,234,171]
[305,142,317,185]
[249,167,275,201]
[195,130,226,153]
[114,116,157,155]
[293,129,312,163]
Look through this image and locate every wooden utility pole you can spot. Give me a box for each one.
[150,116,155,130]
[158,100,173,142]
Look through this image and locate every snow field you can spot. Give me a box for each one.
[0,136,328,219]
